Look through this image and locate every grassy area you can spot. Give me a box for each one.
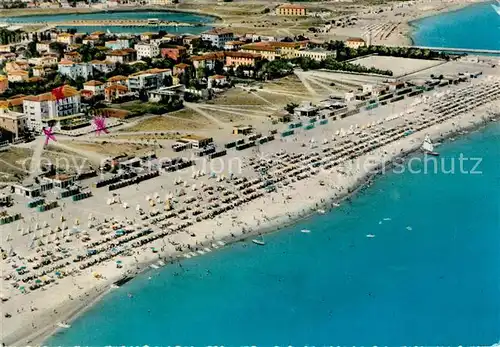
[207,88,272,106]
[60,141,155,157]
[0,147,32,182]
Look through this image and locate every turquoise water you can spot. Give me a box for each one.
[47,123,500,345]
[411,1,500,49]
[5,10,214,34]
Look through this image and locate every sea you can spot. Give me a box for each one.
[46,4,500,346]
[4,10,214,34]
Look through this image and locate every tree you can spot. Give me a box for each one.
[162,75,173,87]
[285,102,298,114]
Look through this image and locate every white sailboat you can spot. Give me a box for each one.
[421,135,439,156]
[492,1,500,15]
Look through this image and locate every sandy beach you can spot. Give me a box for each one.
[1,67,499,345]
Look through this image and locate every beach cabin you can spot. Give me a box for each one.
[43,174,75,189]
[294,102,318,118]
[180,135,213,149]
[233,125,253,135]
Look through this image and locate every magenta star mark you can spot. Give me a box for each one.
[93,115,109,136]
[42,127,56,146]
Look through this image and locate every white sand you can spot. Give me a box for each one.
[1,72,500,345]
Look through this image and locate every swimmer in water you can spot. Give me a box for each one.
[127,293,133,298]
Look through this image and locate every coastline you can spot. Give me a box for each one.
[8,100,499,347]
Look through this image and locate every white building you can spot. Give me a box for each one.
[83,80,105,96]
[22,85,81,132]
[105,39,131,50]
[201,28,234,49]
[91,60,116,74]
[36,41,53,54]
[293,48,335,61]
[127,68,172,91]
[56,33,75,45]
[58,60,93,80]
[134,43,160,60]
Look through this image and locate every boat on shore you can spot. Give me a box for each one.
[421,135,439,156]
[252,236,265,246]
[113,276,133,287]
[57,322,71,329]
[492,1,500,15]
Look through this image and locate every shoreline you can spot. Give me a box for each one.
[11,106,499,347]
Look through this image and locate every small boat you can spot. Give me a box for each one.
[301,229,311,233]
[366,234,376,238]
[252,236,265,246]
[317,209,326,214]
[383,218,391,221]
[421,135,439,156]
[332,202,340,207]
[406,226,413,231]
[57,322,71,329]
[149,264,159,269]
[110,284,119,289]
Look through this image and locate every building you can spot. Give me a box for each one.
[56,33,75,45]
[91,60,116,74]
[160,46,187,62]
[180,135,213,149]
[294,48,335,61]
[32,66,46,77]
[36,41,52,54]
[225,51,262,68]
[4,61,29,74]
[147,86,183,103]
[105,39,131,50]
[28,55,58,67]
[190,52,225,70]
[127,68,172,91]
[58,60,93,80]
[82,37,99,46]
[22,85,81,132]
[0,75,8,94]
[201,28,234,49]
[224,40,244,50]
[83,80,105,96]
[63,51,82,63]
[7,71,29,82]
[345,37,366,49]
[134,43,160,60]
[148,0,173,5]
[106,75,128,87]
[106,49,136,64]
[207,74,228,89]
[173,63,189,76]
[104,84,129,102]
[233,125,253,135]
[140,32,157,42]
[276,4,307,16]
[0,104,28,140]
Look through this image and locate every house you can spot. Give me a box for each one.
[225,51,262,68]
[83,80,105,96]
[294,102,318,117]
[28,55,58,67]
[201,28,234,49]
[160,46,187,62]
[208,75,227,88]
[134,42,160,60]
[104,84,129,102]
[36,41,52,54]
[0,102,28,140]
[127,68,172,91]
[63,51,82,63]
[180,135,213,149]
[182,35,200,46]
[56,33,75,45]
[91,60,116,74]
[240,43,278,61]
[190,52,225,70]
[7,70,29,82]
[23,85,81,132]
[345,37,366,49]
[233,125,253,135]
[105,39,131,50]
[173,63,189,76]
[106,49,136,64]
[82,37,100,46]
[0,52,16,63]
[224,41,244,50]
[0,75,8,94]
[32,66,46,77]
[140,32,157,42]
[58,60,93,80]
[148,0,173,5]
[276,3,307,16]
[4,61,29,74]
[106,75,128,87]
[293,48,335,61]
[147,86,183,103]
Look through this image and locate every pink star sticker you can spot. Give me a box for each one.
[93,116,109,136]
[42,127,56,146]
